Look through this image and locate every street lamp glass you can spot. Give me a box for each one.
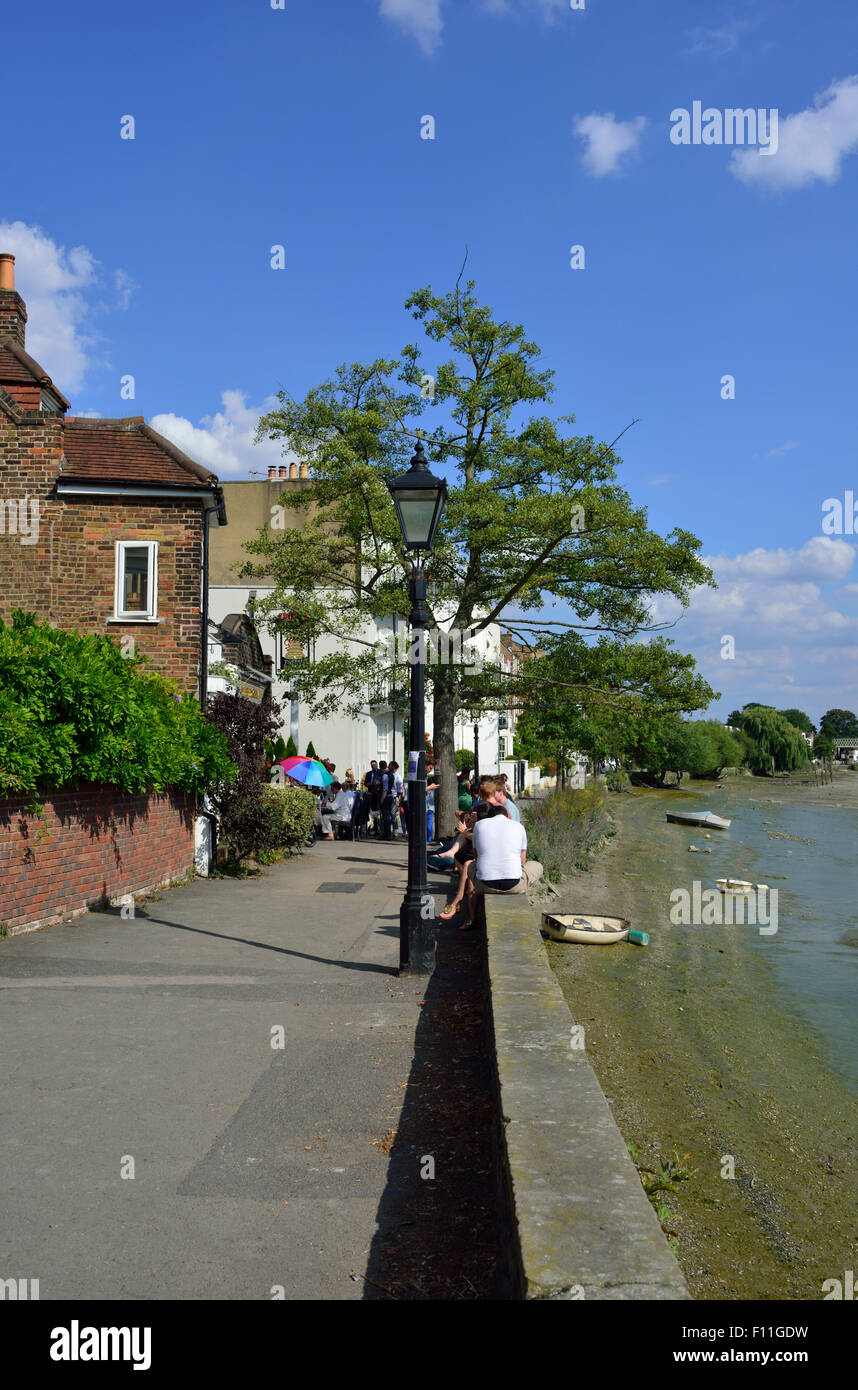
[386,443,447,552]
[395,491,442,547]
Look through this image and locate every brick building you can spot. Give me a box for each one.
[0,252,226,695]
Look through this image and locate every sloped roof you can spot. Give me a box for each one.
[61,417,218,488]
[0,337,70,408]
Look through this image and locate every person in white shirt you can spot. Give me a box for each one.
[461,805,542,926]
[320,782,353,838]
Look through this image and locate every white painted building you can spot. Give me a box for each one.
[207,580,503,778]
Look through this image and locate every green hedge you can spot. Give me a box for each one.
[263,785,317,850]
[0,612,234,797]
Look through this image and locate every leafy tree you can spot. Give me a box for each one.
[245,276,714,832]
[779,708,815,736]
[455,748,474,773]
[741,706,808,776]
[514,634,715,777]
[205,692,284,867]
[818,708,858,740]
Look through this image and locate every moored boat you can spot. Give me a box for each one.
[542,912,631,944]
[666,810,732,830]
[716,878,753,894]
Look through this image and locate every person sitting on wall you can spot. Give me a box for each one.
[437,803,487,921]
[461,804,543,928]
[457,769,474,812]
[486,775,520,822]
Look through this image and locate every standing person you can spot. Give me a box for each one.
[378,760,395,841]
[388,760,404,838]
[425,766,438,844]
[462,804,543,926]
[365,759,383,835]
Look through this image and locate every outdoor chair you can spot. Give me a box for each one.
[337,793,370,841]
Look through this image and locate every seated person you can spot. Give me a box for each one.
[429,806,476,866]
[461,804,543,926]
[319,781,353,839]
[439,804,486,920]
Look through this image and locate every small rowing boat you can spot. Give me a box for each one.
[542,912,631,944]
[666,810,732,830]
[717,879,769,894]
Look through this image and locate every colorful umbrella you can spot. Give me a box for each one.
[278,756,334,787]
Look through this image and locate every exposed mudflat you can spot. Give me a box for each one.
[543,776,858,1301]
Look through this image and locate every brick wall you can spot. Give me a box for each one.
[0,784,196,935]
[0,411,205,690]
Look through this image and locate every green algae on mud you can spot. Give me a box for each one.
[544,781,858,1301]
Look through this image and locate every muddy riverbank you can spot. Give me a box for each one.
[543,776,858,1301]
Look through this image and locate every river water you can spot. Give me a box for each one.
[697,787,858,1098]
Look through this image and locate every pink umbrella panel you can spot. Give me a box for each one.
[278,756,334,788]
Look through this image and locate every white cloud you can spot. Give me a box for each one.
[648,473,673,487]
[709,537,856,585]
[766,439,799,457]
[648,537,858,717]
[574,113,647,176]
[0,220,100,391]
[150,390,296,479]
[731,75,858,191]
[685,21,748,56]
[114,268,139,311]
[379,0,444,54]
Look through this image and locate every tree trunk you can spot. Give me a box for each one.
[433,676,459,841]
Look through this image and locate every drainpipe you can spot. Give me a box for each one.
[199,486,226,708]
[197,486,226,875]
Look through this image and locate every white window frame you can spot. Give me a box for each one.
[114,540,159,621]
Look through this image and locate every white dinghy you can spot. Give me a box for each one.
[542,912,631,944]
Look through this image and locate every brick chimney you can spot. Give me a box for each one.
[0,254,27,348]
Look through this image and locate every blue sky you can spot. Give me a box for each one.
[3,0,858,723]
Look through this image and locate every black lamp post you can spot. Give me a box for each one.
[473,720,480,785]
[386,442,448,975]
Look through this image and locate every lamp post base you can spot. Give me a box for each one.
[399,895,436,976]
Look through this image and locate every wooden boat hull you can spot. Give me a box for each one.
[542,912,631,944]
[666,811,731,830]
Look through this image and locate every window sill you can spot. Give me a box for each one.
[105,616,164,625]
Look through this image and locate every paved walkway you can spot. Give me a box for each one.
[0,839,439,1300]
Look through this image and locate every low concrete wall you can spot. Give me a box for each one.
[485,896,690,1300]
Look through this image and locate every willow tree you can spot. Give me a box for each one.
[243,274,714,834]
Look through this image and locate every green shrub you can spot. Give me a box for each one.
[0,611,233,797]
[264,784,317,850]
[521,785,614,881]
[605,769,631,793]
